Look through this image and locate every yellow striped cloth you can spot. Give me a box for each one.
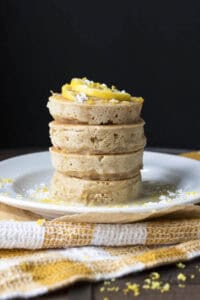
[0,151,200,299]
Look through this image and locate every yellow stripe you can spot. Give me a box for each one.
[19,259,92,287]
[137,246,187,265]
[180,151,200,160]
[0,249,36,259]
[146,219,200,245]
[43,222,95,248]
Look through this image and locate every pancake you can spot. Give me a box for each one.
[50,147,143,180]
[49,120,146,154]
[50,171,141,206]
[47,94,143,125]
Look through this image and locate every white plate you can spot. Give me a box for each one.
[0,151,200,219]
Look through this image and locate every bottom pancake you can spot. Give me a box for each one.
[50,171,141,206]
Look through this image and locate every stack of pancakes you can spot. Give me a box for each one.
[47,78,146,206]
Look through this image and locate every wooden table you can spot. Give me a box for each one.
[1,147,200,300]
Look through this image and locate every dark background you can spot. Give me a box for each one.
[1,0,200,149]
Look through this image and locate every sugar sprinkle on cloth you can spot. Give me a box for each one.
[0,152,200,299]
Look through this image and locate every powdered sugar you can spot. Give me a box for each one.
[0,176,199,213]
[76,92,88,103]
[25,183,49,201]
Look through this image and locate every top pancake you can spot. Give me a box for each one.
[47,94,143,125]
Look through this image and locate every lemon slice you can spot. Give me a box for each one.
[61,84,76,101]
[70,78,131,101]
[130,97,144,103]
